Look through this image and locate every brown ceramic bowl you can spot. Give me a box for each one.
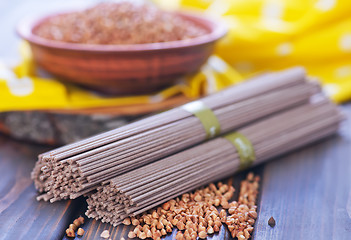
[17,11,227,95]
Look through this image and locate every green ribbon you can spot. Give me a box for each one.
[224,132,256,169]
[182,100,221,139]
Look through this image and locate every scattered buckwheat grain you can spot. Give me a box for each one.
[121,173,260,240]
[100,230,110,239]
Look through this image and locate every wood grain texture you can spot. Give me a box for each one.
[253,104,351,240]
[0,137,86,240]
[2,117,350,240]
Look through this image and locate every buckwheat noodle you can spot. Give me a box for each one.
[32,67,317,203]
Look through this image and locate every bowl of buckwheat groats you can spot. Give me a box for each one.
[17,0,227,94]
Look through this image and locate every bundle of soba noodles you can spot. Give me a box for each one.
[32,67,317,202]
[86,96,342,226]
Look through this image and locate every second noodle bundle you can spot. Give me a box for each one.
[86,96,342,226]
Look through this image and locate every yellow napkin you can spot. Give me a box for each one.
[176,0,351,103]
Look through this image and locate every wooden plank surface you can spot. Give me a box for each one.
[1,112,350,240]
[253,105,351,240]
[0,137,86,239]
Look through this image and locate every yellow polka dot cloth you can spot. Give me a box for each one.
[177,0,351,103]
[1,0,350,112]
